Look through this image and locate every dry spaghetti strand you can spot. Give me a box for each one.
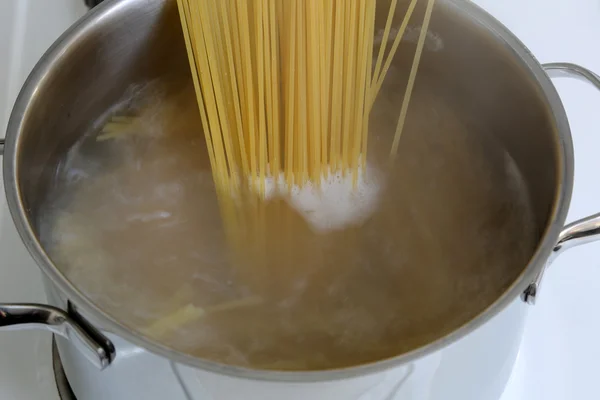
[390,0,436,160]
[176,0,433,193]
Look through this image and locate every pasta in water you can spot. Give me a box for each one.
[41,0,538,371]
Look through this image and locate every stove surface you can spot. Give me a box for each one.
[1,0,600,399]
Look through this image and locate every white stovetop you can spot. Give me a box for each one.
[1,0,599,399]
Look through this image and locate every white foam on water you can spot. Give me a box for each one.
[259,163,383,233]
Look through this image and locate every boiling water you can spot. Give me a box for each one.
[40,79,537,371]
[259,165,383,233]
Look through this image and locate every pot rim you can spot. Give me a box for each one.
[3,0,573,383]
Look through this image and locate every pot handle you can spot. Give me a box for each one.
[522,62,600,305]
[0,303,113,369]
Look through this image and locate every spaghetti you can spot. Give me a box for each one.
[176,0,435,197]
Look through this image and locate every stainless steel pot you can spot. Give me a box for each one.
[1,0,600,399]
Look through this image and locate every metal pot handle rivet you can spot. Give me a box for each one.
[522,63,600,305]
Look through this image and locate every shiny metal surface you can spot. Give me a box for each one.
[521,62,600,305]
[0,304,112,369]
[0,0,581,382]
[523,211,600,304]
[544,62,600,89]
